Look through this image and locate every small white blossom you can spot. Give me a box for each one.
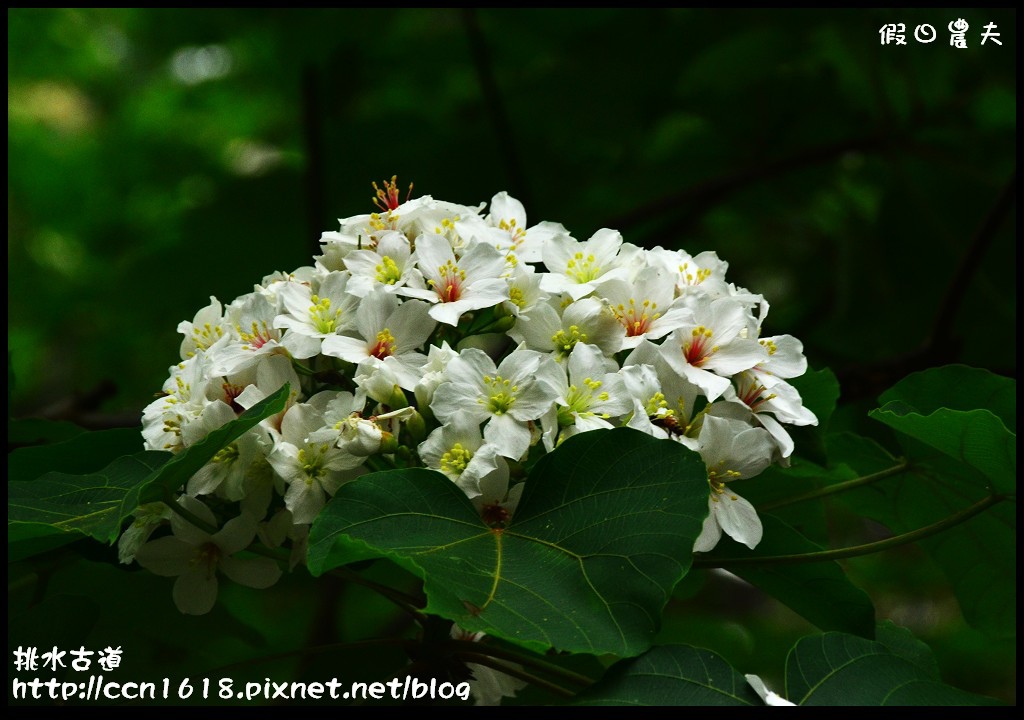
[134,497,282,615]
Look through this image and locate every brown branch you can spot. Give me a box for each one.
[929,171,1016,350]
[837,171,1017,400]
[605,133,895,232]
[461,9,531,207]
[302,64,327,259]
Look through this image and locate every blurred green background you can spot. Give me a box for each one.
[8,8,1015,704]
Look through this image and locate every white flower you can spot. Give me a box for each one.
[266,402,366,524]
[751,334,811,387]
[321,288,435,376]
[648,246,732,299]
[510,296,624,361]
[430,345,561,460]
[210,293,290,376]
[257,508,309,571]
[273,271,359,359]
[449,625,528,706]
[745,674,796,706]
[540,228,643,300]
[117,503,172,564]
[231,353,302,428]
[477,191,570,264]
[723,372,817,460]
[177,296,227,360]
[503,261,550,318]
[692,415,776,552]
[544,343,632,449]
[134,496,282,615]
[413,341,459,410]
[659,296,768,401]
[469,457,524,524]
[187,426,269,500]
[400,234,509,326]
[142,354,214,452]
[341,230,419,297]
[621,340,703,446]
[419,417,502,498]
[596,266,692,349]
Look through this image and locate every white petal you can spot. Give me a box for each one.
[692,506,722,553]
[170,496,216,545]
[214,514,258,555]
[285,479,326,525]
[715,491,763,549]
[744,674,796,706]
[219,555,283,589]
[321,334,370,364]
[484,414,531,460]
[172,566,219,615]
[134,537,194,576]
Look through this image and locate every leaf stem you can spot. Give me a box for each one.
[756,461,909,512]
[442,640,594,688]
[455,651,576,699]
[329,566,426,623]
[697,494,1005,568]
[161,491,218,534]
[364,455,396,473]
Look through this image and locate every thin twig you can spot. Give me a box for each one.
[162,491,218,534]
[756,461,909,513]
[455,651,576,700]
[929,172,1016,350]
[696,494,1005,568]
[461,8,531,207]
[329,566,426,623]
[442,640,594,688]
[302,64,327,258]
[604,133,894,232]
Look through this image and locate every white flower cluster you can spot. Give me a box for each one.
[127,178,817,617]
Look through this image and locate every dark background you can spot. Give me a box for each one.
[8,8,1016,703]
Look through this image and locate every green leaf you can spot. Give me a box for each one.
[826,432,1015,638]
[786,366,841,466]
[786,629,1003,705]
[7,384,290,549]
[308,427,710,656]
[8,418,86,446]
[870,365,1015,494]
[871,404,1014,495]
[877,364,1015,431]
[875,621,940,679]
[135,383,290,505]
[702,513,876,637]
[573,644,761,706]
[8,427,143,481]
[790,366,840,430]
[8,452,171,543]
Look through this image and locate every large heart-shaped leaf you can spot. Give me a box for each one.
[308,427,710,657]
[8,384,289,550]
[786,627,1003,705]
[573,644,761,706]
[869,367,1015,495]
[8,452,170,547]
